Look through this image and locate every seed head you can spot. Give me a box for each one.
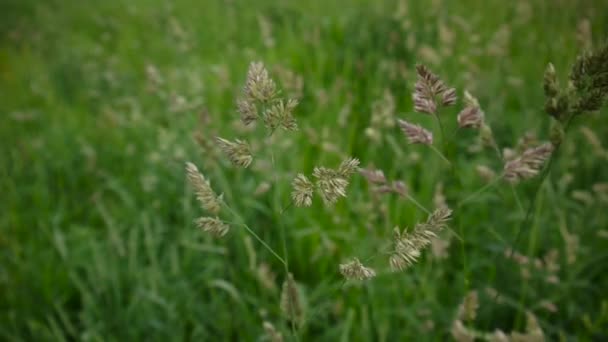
[313,166,348,205]
[280,273,303,325]
[398,119,433,145]
[262,322,284,342]
[216,137,253,168]
[543,63,559,98]
[359,168,387,184]
[457,91,485,128]
[510,312,545,342]
[237,98,258,125]
[475,165,496,182]
[195,216,229,237]
[451,320,475,342]
[413,94,438,115]
[185,162,222,214]
[291,174,314,207]
[457,106,484,128]
[245,62,277,102]
[441,87,458,106]
[412,64,457,115]
[389,207,453,271]
[311,158,358,206]
[339,258,376,280]
[338,157,360,178]
[570,42,608,114]
[504,143,554,184]
[263,99,299,131]
[457,291,479,322]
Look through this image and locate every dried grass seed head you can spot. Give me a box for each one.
[313,166,349,205]
[263,98,299,131]
[457,291,479,322]
[185,162,222,214]
[360,168,387,184]
[338,157,360,178]
[262,322,284,342]
[195,216,230,237]
[390,207,453,271]
[339,258,376,280]
[570,42,608,114]
[413,64,457,115]
[504,142,554,184]
[398,119,433,145]
[280,273,303,325]
[291,174,314,207]
[457,91,485,128]
[216,137,253,168]
[245,61,277,102]
[237,98,258,125]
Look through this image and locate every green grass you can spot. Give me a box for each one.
[2,0,608,340]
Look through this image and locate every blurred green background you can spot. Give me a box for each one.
[2,0,608,340]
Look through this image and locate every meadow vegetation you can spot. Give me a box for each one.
[2,0,608,340]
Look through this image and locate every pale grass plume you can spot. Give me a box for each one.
[398,119,433,145]
[216,137,253,168]
[245,61,277,102]
[237,98,258,126]
[291,174,314,207]
[390,207,453,271]
[480,123,497,149]
[339,258,376,280]
[311,157,358,206]
[451,320,476,342]
[263,98,299,131]
[280,273,303,326]
[195,217,230,237]
[504,142,554,184]
[475,165,496,182]
[457,291,479,322]
[313,166,349,205]
[185,162,222,214]
[412,64,457,115]
[510,312,545,342]
[359,168,387,184]
[337,157,360,178]
[262,321,283,342]
[457,91,485,128]
[487,330,510,342]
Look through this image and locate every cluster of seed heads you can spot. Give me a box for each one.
[398,119,433,145]
[412,64,457,115]
[280,273,303,326]
[291,158,360,207]
[360,168,408,197]
[390,207,453,271]
[457,91,485,129]
[185,162,230,237]
[451,291,544,342]
[239,61,299,132]
[339,258,377,280]
[504,143,554,184]
[215,137,253,168]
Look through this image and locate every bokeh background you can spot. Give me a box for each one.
[2,0,608,340]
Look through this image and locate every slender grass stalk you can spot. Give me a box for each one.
[458,173,505,207]
[428,144,452,166]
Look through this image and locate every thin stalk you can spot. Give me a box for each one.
[224,218,287,267]
[405,193,431,214]
[458,173,505,207]
[269,146,298,341]
[434,114,448,153]
[428,144,452,166]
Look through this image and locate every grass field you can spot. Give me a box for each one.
[2,0,608,340]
